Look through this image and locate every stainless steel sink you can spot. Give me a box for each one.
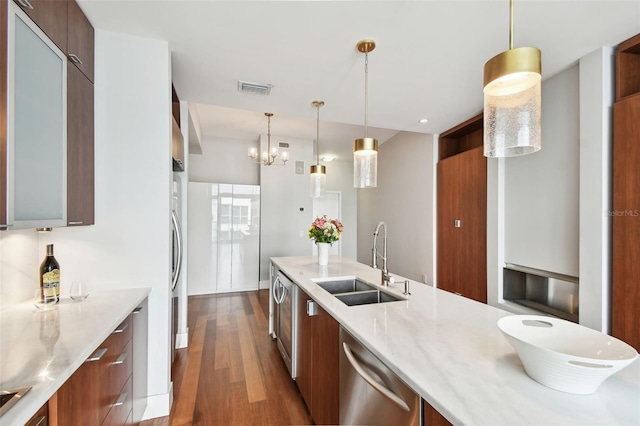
[314,278,404,306]
[316,278,376,294]
[336,290,403,306]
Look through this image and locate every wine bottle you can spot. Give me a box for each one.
[40,244,60,303]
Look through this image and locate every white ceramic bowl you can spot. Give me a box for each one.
[497,315,638,394]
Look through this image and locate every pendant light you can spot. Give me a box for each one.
[353,39,378,188]
[483,0,542,157]
[247,112,289,166]
[310,100,326,198]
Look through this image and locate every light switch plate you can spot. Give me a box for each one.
[295,161,304,174]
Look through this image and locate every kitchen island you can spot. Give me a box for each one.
[0,288,150,425]
[271,256,640,425]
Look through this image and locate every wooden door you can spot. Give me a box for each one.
[311,305,339,425]
[457,147,487,303]
[437,147,487,303]
[437,154,462,295]
[612,95,640,351]
[67,62,94,226]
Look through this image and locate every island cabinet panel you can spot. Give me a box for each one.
[436,145,487,303]
[423,400,452,426]
[296,287,340,425]
[12,0,67,53]
[612,94,640,351]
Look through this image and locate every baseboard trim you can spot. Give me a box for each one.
[258,279,270,290]
[176,330,189,349]
[141,383,173,420]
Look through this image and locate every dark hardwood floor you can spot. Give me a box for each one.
[141,290,313,426]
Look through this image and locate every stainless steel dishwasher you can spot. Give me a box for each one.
[340,327,421,425]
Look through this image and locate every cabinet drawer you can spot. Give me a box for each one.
[104,339,133,407]
[103,374,133,426]
[105,315,132,354]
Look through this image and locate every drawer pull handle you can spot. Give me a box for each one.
[68,53,83,64]
[133,306,143,314]
[17,0,33,9]
[113,323,129,333]
[113,392,127,407]
[86,348,107,362]
[113,352,128,365]
[68,221,83,225]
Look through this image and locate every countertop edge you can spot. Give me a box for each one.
[1,287,151,426]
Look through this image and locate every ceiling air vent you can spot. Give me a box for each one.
[237,81,273,95]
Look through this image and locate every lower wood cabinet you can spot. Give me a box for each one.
[296,287,340,425]
[423,400,452,426]
[48,299,147,425]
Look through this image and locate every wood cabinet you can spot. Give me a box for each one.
[612,33,640,351]
[12,0,67,53]
[171,85,184,171]
[67,0,93,82]
[67,60,94,226]
[54,314,135,425]
[296,287,340,425]
[423,399,452,426]
[2,0,94,230]
[437,115,487,303]
[25,400,48,426]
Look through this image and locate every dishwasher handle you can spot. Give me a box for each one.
[342,342,410,412]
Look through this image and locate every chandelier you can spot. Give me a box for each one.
[248,112,289,165]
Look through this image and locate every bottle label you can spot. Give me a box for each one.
[43,269,60,298]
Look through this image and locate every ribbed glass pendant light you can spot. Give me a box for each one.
[483,0,542,157]
[310,100,326,198]
[353,39,378,188]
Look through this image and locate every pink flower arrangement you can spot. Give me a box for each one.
[308,215,343,244]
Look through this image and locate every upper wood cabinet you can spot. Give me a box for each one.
[67,0,94,82]
[437,115,487,303]
[12,0,67,53]
[612,33,640,352]
[67,61,94,226]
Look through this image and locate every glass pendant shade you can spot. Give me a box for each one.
[483,44,542,157]
[310,164,326,198]
[353,137,378,188]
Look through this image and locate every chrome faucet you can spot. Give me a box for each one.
[371,222,392,286]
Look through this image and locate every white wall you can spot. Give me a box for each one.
[259,135,313,281]
[357,132,436,284]
[0,230,39,310]
[578,47,614,332]
[44,30,173,418]
[325,160,357,260]
[504,65,580,277]
[189,136,259,185]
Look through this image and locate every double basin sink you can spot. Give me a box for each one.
[313,277,405,306]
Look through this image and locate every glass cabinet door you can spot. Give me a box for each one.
[7,4,66,229]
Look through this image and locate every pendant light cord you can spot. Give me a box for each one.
[316,104,320,166]
[509,0,514,50]
[364,52,369,139]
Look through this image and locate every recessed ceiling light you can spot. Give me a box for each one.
[322,156,335,162]
[418,118,429,124]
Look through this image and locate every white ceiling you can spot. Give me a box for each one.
[78,0,640,161]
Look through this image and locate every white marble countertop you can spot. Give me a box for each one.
[271,256,640,426]
[0,288,150,426]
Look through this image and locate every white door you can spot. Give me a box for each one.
[312,191,342,256]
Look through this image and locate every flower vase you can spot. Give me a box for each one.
[317,242,330,266]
